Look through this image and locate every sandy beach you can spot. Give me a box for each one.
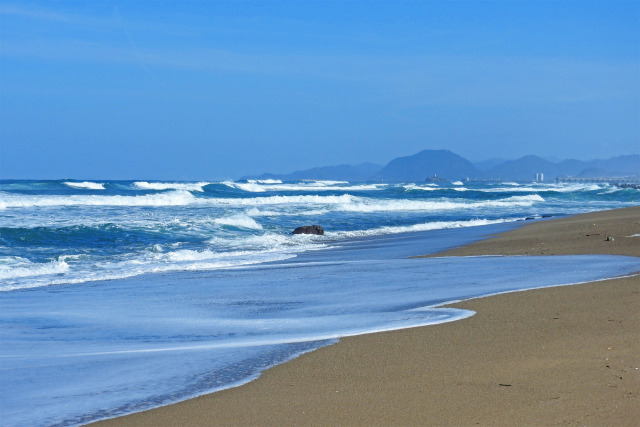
[93,207,640,426]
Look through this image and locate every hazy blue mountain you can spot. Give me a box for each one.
[556,159,589,176]
[370,149,483,182]
[589,155,640,176]
[486,155,559,181]
[577,167,609,178]
[243,162,382,182]
[242,151,638,183]
[485,154,639,181]
[473,157,508,171]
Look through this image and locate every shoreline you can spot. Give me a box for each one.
[92,207,640,426]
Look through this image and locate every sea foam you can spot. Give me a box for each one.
[0,256,69,282]
[328,218,518,239]
[335,194,544,213]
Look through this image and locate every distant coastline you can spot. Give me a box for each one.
[242,149,640,184]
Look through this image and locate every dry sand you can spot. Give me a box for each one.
[427,205,640,258]
[93,207,640,426]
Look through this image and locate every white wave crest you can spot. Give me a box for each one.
[133,181,210,192]
[335,194,544,213]
[205,232,322,252]
[223,181,384,193]
[452,181,464,186]
[0,256,69,281]
[223,181,267,192]
[328,218,518,239]
[0,191,544,213]
[303,180,349,185]
[0,250,298,291]
[210,194,357,206]
[206,194,544,212]
[164,249,224,262]
[213,214,263,230]
[0,190,197,208]
[471,183,605,193]
[63,181,105,190]
[247,179,283,184]
[403,184,436,191]
[244,207,330,217]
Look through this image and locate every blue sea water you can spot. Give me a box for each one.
[1,179,639,426]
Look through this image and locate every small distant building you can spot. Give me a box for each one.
[535,173,544,182]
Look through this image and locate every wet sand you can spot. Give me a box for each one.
[93,206,640,426]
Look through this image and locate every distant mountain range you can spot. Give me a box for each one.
[250,163,382,183]
[243,150,640,183]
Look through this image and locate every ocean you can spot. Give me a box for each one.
[1,179,639,426]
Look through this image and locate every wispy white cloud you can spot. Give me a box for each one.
[3,31,636,111]
[2,2,637,112]
[0,3,74,22]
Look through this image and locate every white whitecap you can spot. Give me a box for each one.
[479,183,604,193]
[403,184,436,191]
[0,256,69,281]
[223,181,384,193]
[328,218,518,239]
[0,190,197,208]
[303,180,349,185]
[133,181,210,192]
[213,214,263,230]
[335,194,544,213]
[64,181,105,190]
[223,181,267,192]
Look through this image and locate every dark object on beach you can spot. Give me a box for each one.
[292,225,324,235]
[542,214,553,218]
[606,236,615,241]
[525,217,535,221]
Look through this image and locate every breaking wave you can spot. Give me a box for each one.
[0,256,70,282]
[328,218,518,239]
[333,194,544,213]
[0,192,544,213]
[0,190,198,208]
[63,181,105,190]
[213,214,263,230]
[248,179,282,184]
[223,181,384,193]
[133,182,210,192]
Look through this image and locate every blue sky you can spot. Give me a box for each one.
[1,1,638,179]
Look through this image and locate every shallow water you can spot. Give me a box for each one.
[1,225,639,427]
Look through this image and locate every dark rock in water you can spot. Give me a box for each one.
[542,214,553,218]
[525,217,536,221]
[293,225,324,235]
